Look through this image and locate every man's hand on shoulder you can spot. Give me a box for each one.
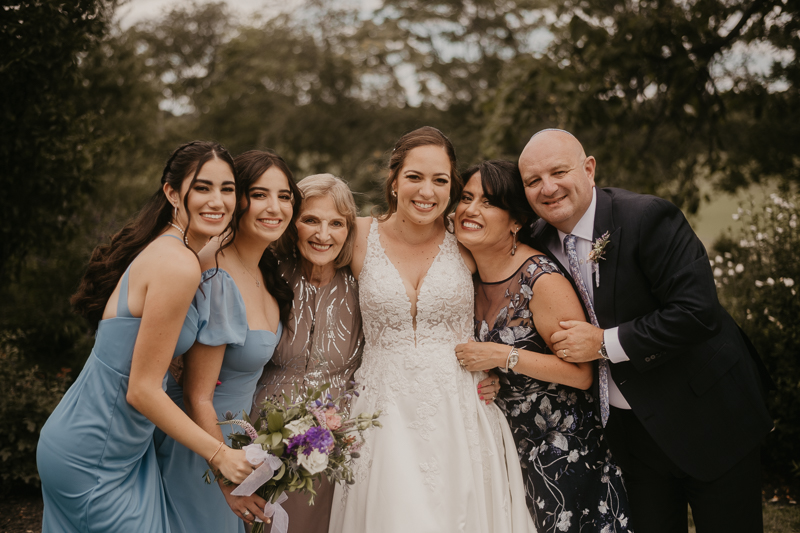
[551,321,604,363]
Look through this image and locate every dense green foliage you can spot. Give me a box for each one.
[0,334,70,491]
[480,0,800,213]
[713,191,800,477]
[0,0,797,489]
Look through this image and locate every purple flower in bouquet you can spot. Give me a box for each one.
[287,426,334,456]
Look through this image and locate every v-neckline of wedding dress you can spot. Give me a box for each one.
[371,218,447,337]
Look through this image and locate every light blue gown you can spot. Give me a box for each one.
[37,245,200,533]
[156,268,281,533]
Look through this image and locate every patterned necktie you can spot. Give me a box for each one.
[563,234,610,426]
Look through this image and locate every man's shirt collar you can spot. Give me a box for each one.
[557,187,597,246]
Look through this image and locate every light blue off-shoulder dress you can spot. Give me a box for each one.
[155,268,281,533]
[37,246,200,533]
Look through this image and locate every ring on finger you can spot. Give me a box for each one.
[459,359,466,367]
[242,510,251,518]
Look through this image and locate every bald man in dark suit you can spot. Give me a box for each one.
[519,129,772,533]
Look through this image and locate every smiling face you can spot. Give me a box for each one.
[455,172,518,253]
[518,131,596,233]
[295,195,349,269]
[392,145,452,225]
[239,166,294,244]
[169,157,236,240]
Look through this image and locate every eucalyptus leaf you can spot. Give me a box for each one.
[267,412,284,432]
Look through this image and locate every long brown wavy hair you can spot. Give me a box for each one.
[233,149,301,324]
[71,141,236,328]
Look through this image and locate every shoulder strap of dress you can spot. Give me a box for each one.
[367,217,379,239]
[525,255,564,288]
[116,264,134,318]
[158,234,186,244]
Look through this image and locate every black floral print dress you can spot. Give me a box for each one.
[474,255,632,533]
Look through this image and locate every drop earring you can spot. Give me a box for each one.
[169,203,186,241]
[511,229,518,256]
[391,189,397,198]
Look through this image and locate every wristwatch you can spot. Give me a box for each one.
[598,341,610,360]
[505,347,520,372]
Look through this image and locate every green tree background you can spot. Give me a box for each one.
[1,0,797,491]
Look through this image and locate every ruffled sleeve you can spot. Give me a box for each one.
[194,268,248,347]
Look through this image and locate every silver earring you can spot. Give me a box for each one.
[511,230,518,256]
[391,189,397,198]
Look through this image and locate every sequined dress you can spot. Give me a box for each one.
[475,255,632,533]
[329,219,535,533]
[251,256,364,533]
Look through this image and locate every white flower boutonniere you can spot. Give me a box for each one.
[588,231,611,287]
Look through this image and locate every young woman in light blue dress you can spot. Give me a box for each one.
[37,141,257,533]
[156,150,301,532]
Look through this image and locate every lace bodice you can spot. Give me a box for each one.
[358,219,472,359]
[355,218,474,412]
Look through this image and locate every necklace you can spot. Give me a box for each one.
[233,243,261,287]
[169,222,185,236]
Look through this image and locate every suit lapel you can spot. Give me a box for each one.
[592,188,619,329]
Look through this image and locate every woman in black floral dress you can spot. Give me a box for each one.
[454,160,632,533]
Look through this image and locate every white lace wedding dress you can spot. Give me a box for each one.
[329,219,535,533]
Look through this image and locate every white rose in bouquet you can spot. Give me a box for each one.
[284,416,314,437]
[297,449,328,475]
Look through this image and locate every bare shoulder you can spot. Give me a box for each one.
[135,237,202,293]
[350,216,374,279]
[197,237,229,272]
[457,242,476,274]
[529,268,583,318]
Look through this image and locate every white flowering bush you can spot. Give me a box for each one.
[713,192,799,476]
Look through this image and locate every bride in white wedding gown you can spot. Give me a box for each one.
[329,127,535,533]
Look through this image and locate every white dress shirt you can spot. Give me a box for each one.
[550,188,631,409]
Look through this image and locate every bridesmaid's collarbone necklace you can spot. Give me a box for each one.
[169,222,190,246]
[233,243,261,287]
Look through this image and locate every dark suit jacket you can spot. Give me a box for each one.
[530,187,772,481]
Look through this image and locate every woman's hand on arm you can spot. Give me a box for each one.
[477,371,501,405]
[455,339,507,372]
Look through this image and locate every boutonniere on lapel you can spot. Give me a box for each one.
[588,231,611,287]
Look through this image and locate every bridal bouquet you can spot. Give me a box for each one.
[212,381,381,533]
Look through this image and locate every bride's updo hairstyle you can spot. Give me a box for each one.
[72,141,236,328]
[378,126,461,222]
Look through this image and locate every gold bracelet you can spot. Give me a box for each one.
[207,441,224,464]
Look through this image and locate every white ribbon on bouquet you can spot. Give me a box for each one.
[231,444,289,532]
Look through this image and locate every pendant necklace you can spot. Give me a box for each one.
[233,243,261,287]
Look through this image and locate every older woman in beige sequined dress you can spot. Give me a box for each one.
[250,174,363,533]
